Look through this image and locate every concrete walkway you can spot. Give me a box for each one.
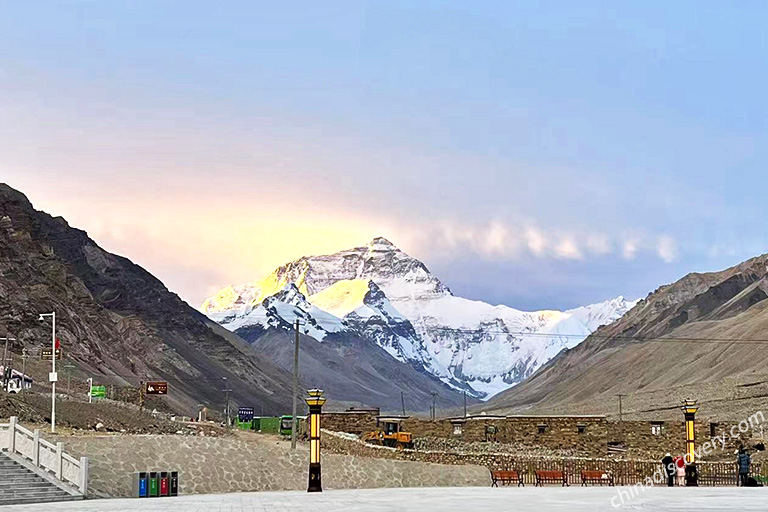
[3,486,768,511]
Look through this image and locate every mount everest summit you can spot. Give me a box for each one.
[202,237,638,400]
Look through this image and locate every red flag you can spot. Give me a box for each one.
[55,338,61,349]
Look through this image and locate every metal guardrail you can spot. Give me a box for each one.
[0,417,88,495]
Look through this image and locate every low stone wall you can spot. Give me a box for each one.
[323,412,379,436]
[324,413,609,455]
[323,412,763,459]
[59,433,489,498]
[609,420,761,459]
[322,429,613,470]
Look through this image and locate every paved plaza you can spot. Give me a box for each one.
[4,486,768,512]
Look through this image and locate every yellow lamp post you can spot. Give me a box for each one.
[305,388,326,492]
[681,399,699,486]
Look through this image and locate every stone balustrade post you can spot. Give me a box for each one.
[32,430,40,466]
[79,457,89,496]
[55,442,63,479]
[8,416,17,453]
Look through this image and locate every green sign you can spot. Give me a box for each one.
[90,385,106,398]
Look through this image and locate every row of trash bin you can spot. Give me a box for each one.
[133,471,179,498]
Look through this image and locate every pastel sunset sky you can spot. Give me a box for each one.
[3,1,768,309]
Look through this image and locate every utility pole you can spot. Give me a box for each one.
[430,392,438,421]
[63,362,76,396]
[21,348,27,396]
[87,377,93,403]
[291,320,300,450]
[464,390,468,418]
[139,381,145,411]
[222,377,233,426]
[401,391,406,416]
[616,394,627,442]
[0,337,15,392]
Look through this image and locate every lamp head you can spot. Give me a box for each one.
[681,399,699,415]
[305,388,326,407]
[38,315,45,323]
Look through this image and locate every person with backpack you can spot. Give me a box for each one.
[737,446,751,486]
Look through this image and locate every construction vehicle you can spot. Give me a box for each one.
[362,418,413,450]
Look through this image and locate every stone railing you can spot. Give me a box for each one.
[0,416,88,495]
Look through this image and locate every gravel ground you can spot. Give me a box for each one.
[1,393,227,436]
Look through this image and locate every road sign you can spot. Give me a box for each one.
[90,385,106,398]
[145,381,168,395]
[48,372,58,383]
[40,348,62,361]
[238,407,255,422]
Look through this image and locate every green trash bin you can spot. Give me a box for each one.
[149,472,159,497]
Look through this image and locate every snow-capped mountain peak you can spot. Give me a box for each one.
[203,239,639,400]
[202,237,451,318]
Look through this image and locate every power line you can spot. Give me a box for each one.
[420,327,768,346]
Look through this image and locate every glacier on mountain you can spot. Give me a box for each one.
[202,237,638,400]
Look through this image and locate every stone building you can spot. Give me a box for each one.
[323,410,764,459]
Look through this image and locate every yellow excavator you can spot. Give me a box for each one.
[362,418,413,450]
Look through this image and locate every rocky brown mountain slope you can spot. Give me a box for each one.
[0,184,294,415]
[237,326,474,413]
[485,254,768,420]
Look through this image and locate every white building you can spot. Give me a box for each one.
[0,366,33,393]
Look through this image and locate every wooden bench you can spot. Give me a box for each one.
[535,470,569,487]
[698,473,738,486]
[580,470,614,486]
[490,470,524,487]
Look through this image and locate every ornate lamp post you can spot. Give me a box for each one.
[681,399,699,486]
[305,388,326,492]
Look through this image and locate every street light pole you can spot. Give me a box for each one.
[305,389,326,492]
[39,312,56,433]
[682,399,700,486]
[291,319,300,450]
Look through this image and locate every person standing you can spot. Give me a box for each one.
[674,456,685,486]
[737,447,751,486]
[662,453,675,487]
